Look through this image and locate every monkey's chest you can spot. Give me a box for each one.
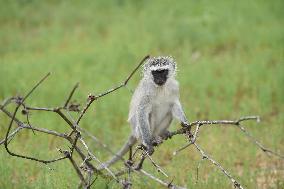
[150,100,173,130]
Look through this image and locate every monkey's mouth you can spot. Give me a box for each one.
[154,79,166,86]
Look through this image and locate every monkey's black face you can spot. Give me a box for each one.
[151,69,169,86]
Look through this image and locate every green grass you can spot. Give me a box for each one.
[0,0,284,188]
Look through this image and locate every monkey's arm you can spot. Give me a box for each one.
[172,100,189,125]
[137,97,154,154]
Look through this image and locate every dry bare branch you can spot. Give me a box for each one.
[193,143,244,189]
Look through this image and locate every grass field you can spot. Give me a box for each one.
[0,0,284,188]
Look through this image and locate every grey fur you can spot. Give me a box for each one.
[99,56,188,169]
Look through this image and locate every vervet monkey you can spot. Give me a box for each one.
[100,56,189,169]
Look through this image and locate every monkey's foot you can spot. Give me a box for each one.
[125,159,134,167]
[161,130,172,140]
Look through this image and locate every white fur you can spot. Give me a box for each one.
[100,56,188,169]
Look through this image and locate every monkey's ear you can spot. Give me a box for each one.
[167,56,174,62]
[167,56,176,70]
[142,58,152,73]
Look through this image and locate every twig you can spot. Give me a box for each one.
[173,124,201,155]
[193,143,244,189]
[3,73,70,164]
[236,124,284,159]
[76,55,149,124]
[3,105,68,163]
[79,137,119,182]
[78,126,117,157]
[1,107,68,139]
[143,149,169,177]
[22,72,51,101]
[25,110,36,135]
[139,169,186,189]
[0,127,23,145]
[169,116,260,138]
[88,175,98,188]
[68,154,88,187]
[64,83,79,108]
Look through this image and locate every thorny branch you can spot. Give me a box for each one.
[0,55,283,189]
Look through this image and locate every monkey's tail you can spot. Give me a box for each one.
[98,135,137,170]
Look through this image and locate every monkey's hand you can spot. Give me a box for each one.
[181,122,193,137]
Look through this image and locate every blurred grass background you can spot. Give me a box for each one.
[0,0,283,188]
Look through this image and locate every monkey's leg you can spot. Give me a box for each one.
[154,113,173,141]
[151,136,163,146]
[134,155,146,170]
